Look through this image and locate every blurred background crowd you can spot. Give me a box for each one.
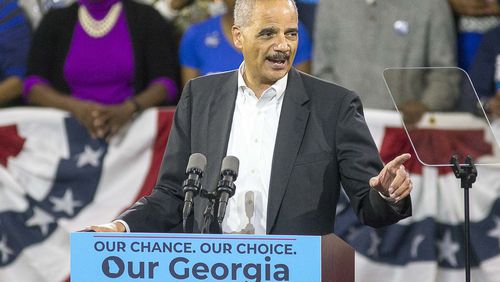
[2,0,500,127]
[2,1,500,281]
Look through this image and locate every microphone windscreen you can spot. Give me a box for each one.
[221,155,239,174]
[186,153,207,173]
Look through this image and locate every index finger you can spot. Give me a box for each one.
[387,153,411,169]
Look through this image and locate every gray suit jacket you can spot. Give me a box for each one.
[118,68,411,235]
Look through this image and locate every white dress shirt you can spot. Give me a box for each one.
[222,63,288,234]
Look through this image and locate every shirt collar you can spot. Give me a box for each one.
[237,62,288,100]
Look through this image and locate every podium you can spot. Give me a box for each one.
[71,232,353,282]
[322,233,354,282]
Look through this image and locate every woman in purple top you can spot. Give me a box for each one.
[25,0,179,139]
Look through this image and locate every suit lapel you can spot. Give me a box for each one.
[266,69,310,233]
[206,71,239,183]
[194,72,238,232]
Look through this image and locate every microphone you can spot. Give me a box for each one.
[182,153,207,231]
[216,156,239,225]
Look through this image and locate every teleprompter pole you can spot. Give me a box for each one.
[450,155,477,282]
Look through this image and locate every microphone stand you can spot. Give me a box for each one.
[450,155,477,282]
[182,175,202,233]
[199,190,219,234]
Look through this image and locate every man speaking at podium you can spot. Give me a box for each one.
[89,0,412,235]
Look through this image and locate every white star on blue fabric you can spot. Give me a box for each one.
[411,234,425,258]
[487,216,500,248]
[75,145,103,168]
[436,230,460,267]
[26,206,55,236]
[49,188,82,216]
[0,235,13,263]
[367,231,381,257]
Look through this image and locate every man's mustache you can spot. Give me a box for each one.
[266,52,290,61]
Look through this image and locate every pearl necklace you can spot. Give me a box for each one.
[78,2,122,38]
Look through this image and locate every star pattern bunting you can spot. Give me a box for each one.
[333,125,500,272]
[0,117,107,266]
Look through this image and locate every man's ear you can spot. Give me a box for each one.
[232,26,243,50]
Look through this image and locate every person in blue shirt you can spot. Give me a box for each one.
[0,0,31,107]
[295,0,318,41]
[469,26,500,117]
[179,0,312,85]
[448,0,500,71]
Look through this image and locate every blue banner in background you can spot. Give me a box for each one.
[71,233,321,282]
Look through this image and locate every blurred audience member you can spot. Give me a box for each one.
[449,0,500,70]
[17,0,74,29]
[0,0,31,107]
[450,0,500,16]
[295,0,318,42]
[469,26,500,117]
[25,0,179,139]
[313,0,459,125]
[152,0,180,20]
[171,0,225,35]
[179,0,312,85]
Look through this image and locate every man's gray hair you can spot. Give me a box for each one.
[234,0,297,27]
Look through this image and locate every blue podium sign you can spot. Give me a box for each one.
[71,233,321,282]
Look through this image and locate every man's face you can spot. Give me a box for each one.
[232,0,298,87]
